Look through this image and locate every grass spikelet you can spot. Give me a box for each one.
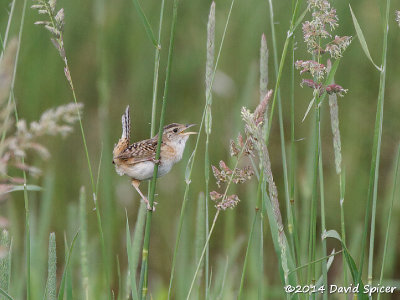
[328,84,342,174]
[204,4,215,296]
[46,233,57,300]
[241,91,290,284]
[260,34,269,102]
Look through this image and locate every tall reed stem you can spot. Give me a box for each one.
[377,144,400,300]
[266,0,302,142]
[361,0,390,286]
[139,0,180,298]
[267,0,292,256]
[318,135,328,300]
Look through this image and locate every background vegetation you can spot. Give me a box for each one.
[0,0,399,299]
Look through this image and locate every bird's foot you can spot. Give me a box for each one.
[142,196,157,211]
[152,158,161,165]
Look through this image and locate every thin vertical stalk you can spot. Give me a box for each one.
[339,173,347,285]
[204,3,215,299]
[134,0,165,295]
[265,0,302,143]
[36,2,111,293]
[116,256,122,300]
[307,36,322,290]
[134,0,165,296]
[68,72,110,295]
[167,0,236,297]
[266,3,303,283]
[268,0,292,253]
[289,5,301,273]
[139,0,180,297]
[95,0,115,278]
[150,0,166,138]
[238,211,258,300]
[186,210,220,300]
[361,0,390,286]
[377,144,400,300]
[37,0,110,292]
[7,0,29,298]
[257,214,264,300]
[307,98,319,287]
[187,139,250,300]
[318,136,328,300]
[0,0,16,57]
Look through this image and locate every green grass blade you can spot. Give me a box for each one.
[57,231,79,300]
[125,212,139,300]
[139,0,182,294]
[377,144,400,300]
[4,185,42,194]
[46,233,57,300]
[237,211,258,300]
[265,0,302,142]
[0,0,16,57]
[349,5,381,71]
[292,8,308,33]
[168,0,236,297]
[79,187,89,300]
[289,249,342,275]
[360,0,390,287]
[131,0,160,49]
[0,287,13,300]
[63,234,73,300]
[116,256,122,300]
[322,230,368,300]
[268,0,294,269]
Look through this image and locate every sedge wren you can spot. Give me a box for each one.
[113,106,196,210]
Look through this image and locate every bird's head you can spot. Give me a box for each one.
[162,123,197,145]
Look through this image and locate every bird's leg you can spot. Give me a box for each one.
[131,179,156,211]
[152,158,161,165]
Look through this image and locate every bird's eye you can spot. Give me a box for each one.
[173,128,178,133]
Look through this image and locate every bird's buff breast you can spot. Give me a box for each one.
[115,160,174,181]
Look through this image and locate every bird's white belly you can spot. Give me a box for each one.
[116,160,174,181]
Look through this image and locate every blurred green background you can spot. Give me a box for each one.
[1,0,400,298]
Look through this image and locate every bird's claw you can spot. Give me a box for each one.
[153,158,161,165]
[143,197,158,211]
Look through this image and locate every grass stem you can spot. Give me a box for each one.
[237,210,258,300]
[167,1,235,297]
[139,0,181,297]
[377,143,400,300]
[359,0,390,286]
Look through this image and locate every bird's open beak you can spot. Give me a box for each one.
[180,124,197,135]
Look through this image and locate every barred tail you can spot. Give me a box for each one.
[121,105,130,141]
